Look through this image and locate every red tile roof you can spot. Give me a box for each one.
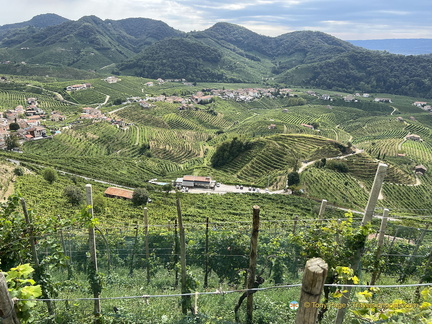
[104,187,133,199]
[183,175,211,183]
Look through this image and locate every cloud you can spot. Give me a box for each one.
[0,0,431,39]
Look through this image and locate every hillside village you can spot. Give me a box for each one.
[1,78,431,151]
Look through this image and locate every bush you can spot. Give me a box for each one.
[132,187,149,206]
[287,171,300,186]
[63,185,84,206]
[43,168,58,184]
[14,167,25,176]
[326,160,349,173]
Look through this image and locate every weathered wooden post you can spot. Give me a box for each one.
[318,199,327,222]
[176,198,190,314]
[21,198,55,317]
[57,215,73,280]
[173,218,179,287]
[20,199,39,269]
[335,163,388,324]
[246,206,260,324]
[370,209,389,285]
[144,207,150,284]
[362,163,388,225]
[295,258,328,324]
[86,184,101,319]
[293,214,299,234]
[204,217,209,288]
[0,272,20,324]
[129,221,139,276]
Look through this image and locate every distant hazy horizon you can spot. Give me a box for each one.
[0,0,431,40]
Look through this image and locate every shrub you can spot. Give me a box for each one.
[326,160,349,173]
[64,185,84,206]
[132,187,149,206]
[287,171,300,186]
[43,167,58,184]
[14,167,25,176]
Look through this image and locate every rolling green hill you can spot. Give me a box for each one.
[1,15,432,98]
[1,76,430,213]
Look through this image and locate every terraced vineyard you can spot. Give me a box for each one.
[1,77,430,213]
[0,88,72,111]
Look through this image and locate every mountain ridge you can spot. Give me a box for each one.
[0,14,431,98]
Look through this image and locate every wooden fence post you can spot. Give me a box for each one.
[335,163,387,324]
[57,215,73,280]
[246,206,261,324]
[204,217,209,288]
[85,184,101,319]
[144,207,150,284]
[295,258,328,324]
[362,163,388,225]
[176,198,190,314]
[129,221,139,276]
[0,272,20,324]
[21,198,55,317]
[173,219,179,287]
[370,209,389,285]
[293,214,299,234]
[318,199,327,222]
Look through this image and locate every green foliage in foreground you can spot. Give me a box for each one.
[2,191,431,323]
[5,264,42,323]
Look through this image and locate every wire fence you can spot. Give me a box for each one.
[3,209,432,323]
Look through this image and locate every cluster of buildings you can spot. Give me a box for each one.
[306,91,378,103]
[208,87,293,102]
[413,101,432,112]
[66,83,92,91]
[129,87,295,111]
[0,98,65,147]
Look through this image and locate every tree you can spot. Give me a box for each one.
[132,187,149,206]
[287,171,300,186]
[211,137,251,167]
[113,98,122,105]
[162,183,173,195]
[9,122,20,131]
[14,167,25,176]
[5,134,20,151]
[43,168,58,184]
[326,160,349,173]
[63,185,84,206]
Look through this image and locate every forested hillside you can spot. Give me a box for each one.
[0,14,432,97]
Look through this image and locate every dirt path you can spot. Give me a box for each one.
[108,104,130,114]
[298,148,364,173]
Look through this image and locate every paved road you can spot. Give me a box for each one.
[8,158,396,221]
[182,183,282,195]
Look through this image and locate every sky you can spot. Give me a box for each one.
[0,0,431,40]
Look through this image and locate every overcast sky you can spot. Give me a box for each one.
[1,0,431,40]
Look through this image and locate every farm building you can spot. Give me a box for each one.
[406,134,423,141]
[414,165,427,175]
[104,187,134,199]
[175,175,215,189]
[374,98,392,103]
